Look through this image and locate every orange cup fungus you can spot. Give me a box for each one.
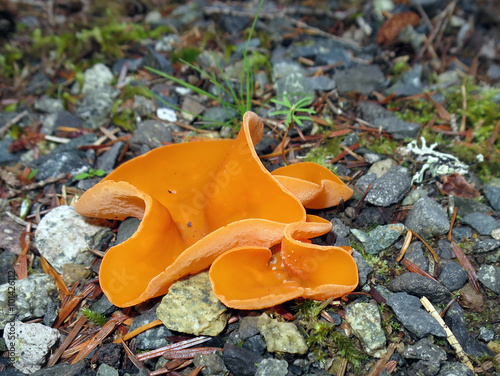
[75,111,358,309]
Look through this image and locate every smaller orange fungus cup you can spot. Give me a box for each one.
[75,111,358,309]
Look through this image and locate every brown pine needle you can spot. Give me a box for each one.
[450,241,482,294]
[41,256,71,296]
[448,207,458,242]
[47,315,87,367]
[53,283,96,328]
[71,314,129,364]
[137,336,211,362]
[162,347,222,359]
[420,297,476,374]
[189,366,205,376]
[113,319,163,343]
[367,342,397,376]
[411,230,440,263]
[118,337,146,371]
[396,229,413,262]
[402,259,440,284]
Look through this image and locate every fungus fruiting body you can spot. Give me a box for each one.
[75,111,358,309]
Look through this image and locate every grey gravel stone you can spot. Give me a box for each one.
[315,47,352,67]
[473,239,500,253]
[372,117,421,140]
[26,71,51,95]
[0,273,58,329]
[437,362,475,376]
[403,242,429,272]
[307,76,336,91]
[350,223,405,254]
[35,205,113,273]
[438,262,468,291]
[129,309,172,350]
[402,187,429,206]
[223,343,263,376]
[355,172,377,193]
[334,65,385,95]
[114,217,141,245]
[75,85,120,129]
[96,141,124,174]
[484,178,500,211]
[452,226,474,242]
[34,96,64,114]
[193,352,228,376]
[3,320,60,374]
[156,272,229,336]
[403,337,447,362]
[388,272,451,304]
[367,159,398,178]
[454,196,492,217]
[461,212,499,236]
[478,327,495,342]
[357,101,394,124]
[133,95,155,118]
[352,250,373,286]
[130,119,173,151]
[144,46,174,74]
[242,335,267,355]
[0,252,16,285]
[77,63,114,94]
[366,166,412,206]
[345,302,386,357]
[274,72,314,109]
[405,197,450,239]
[330,218,350,238]
[385,64,423,97]
[31,360,92,376]
[386,292,446,338]
[96,364,118,376]
[257,313,308,354]
[477,265,500,294]
[34,150,90,181]
[256,358,288,376]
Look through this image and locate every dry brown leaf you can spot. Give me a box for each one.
[41,256,71,296]
[377,12,420,45]
[437,173,481,199]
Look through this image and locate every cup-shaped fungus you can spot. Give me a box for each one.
[75,111,358,308]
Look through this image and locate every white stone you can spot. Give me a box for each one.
[157,108,177,122]
[3,321,60,374]
[35,205,113,273]
[77,63,114,94]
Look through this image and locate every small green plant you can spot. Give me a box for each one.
[269,95,316,164]
[294,299,365,372]
[145,0,265,130]
[74,168,106,181]
[81,307,107,326]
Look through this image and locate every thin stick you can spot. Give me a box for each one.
[420,297,476,374]
[47,316,88,367]
[366,342,397,376]
[0,110,28,138]
[113,319,163,343]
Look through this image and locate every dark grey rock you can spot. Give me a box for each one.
[114,217,140,245]
[129,309,172,350]
[0,369,28,376]
[133,95,155,118]
[484,178,500,211]
[89,294,116,316]
[42,300,59,327]
[255,358,288,376]
[334,65,385,95]
[405,197,450,239]
[353,206,386,228]
[0,251,16,284]
[0,136,17,164]
[487,64,500,80]
[307,76,336,91]
[366,166,412,206]
[407,360,441,376]
[53,110,84,130]
[355,172,377,193]
[478,327,495,342]
[130,119,172,151]
[404,242,429,272]
[351,224,405,254]
[34,150,90,181]
[386,292,446,338]
[31,360,95,376]
[388,273,451,304]
[223,343,263,376]
[404,338,447,362]
[474,239,500,253]
[444,302,492,357]
[454,196,492,217]
[25,71,52,95]
[352,250,373,287]
[144,46,174,75]
[75,85,120,129]
[238,316,260,340]
[112,57,144,75]
[452,226,473,242]
[461,212,499,236]
[436,362,474,376]
[242,335,266,355]
[438,262,468,291]
[203,107,237,127]
[357,101,394,124]
[477,265,500,294]
[315,48,352,67]
[96,141,124,174]
[437,239,455,260]
[385,65,423,97]
[193,352,228,376]
[221,14,249,34]
[372,117,420,140]
[255,135,278,155]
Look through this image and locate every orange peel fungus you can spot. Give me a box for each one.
[75,111,358,309]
